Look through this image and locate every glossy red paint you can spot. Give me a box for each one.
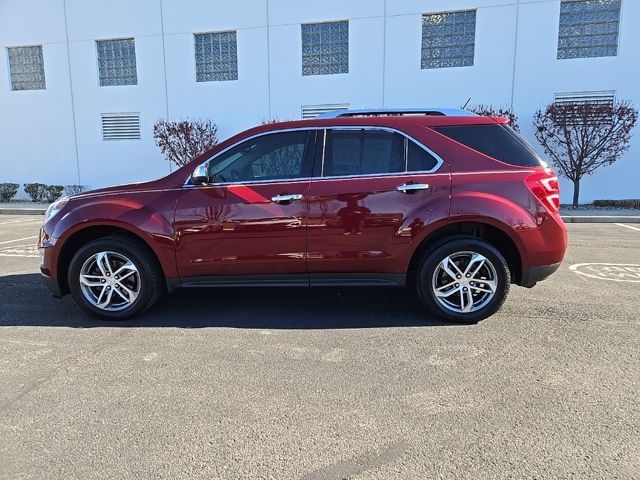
[40,114,567,297]
[306,171,451,274]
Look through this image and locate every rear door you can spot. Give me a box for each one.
[306,127,450,282]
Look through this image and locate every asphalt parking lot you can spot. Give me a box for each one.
[1,215,639,480]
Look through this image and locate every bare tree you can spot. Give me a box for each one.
[533,100,637,206]
[470,104,520,132]
[153,119,218,167]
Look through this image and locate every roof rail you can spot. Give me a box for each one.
[315,107,477,119]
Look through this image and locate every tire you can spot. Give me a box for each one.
[67,236,164,320]
[416,237,511,323]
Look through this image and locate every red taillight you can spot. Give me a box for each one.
[525,170,560,213]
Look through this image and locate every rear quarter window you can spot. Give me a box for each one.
[433,124,543,167]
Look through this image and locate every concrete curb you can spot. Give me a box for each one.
[561,216,640,223]
[0,208,46,215]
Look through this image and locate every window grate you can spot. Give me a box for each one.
[97,38,138,86]
[301,103,349,119]
[558,0,621,59]
[302,21,349,76]
[194,31,238,82]
[8,45,46,91]
[421,10,476,69]
[101,113,141,140]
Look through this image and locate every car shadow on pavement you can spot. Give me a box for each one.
[0,274,457,329]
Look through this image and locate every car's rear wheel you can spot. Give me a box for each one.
[416,237,510,323]
[67,236,163,320]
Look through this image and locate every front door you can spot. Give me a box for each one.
[174,130,316,281]
[306,128,450,281]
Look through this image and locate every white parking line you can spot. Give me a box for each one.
[616,223,640,232]
[0,236,39,245]
[0,218,42,226]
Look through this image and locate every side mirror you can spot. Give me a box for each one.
[191,164,209,185]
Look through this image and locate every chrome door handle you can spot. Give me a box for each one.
[271,194,303,203]
[397,183,429,193]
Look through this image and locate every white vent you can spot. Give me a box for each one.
[554,91,615,107]
[553,91,615,125]
[301,103,349,119]
[101,112,141,140]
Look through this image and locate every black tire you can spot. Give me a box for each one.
[67,236,164,320]
[416,237,510,323]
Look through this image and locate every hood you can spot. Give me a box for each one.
[68,176,180,201]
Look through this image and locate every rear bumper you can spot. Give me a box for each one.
[519,262,561,288]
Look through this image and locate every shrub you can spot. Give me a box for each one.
[64,184,86,196]
[0,183,19,202]
[260,117,293,125]
[24,183,47,202]
[44,185,64,202]
[153,118,218,167]
[593,199,640,209]
[469,104,520,132]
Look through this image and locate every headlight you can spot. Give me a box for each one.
[44,197,69,223]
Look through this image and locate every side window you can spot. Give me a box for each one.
[208,131,312,182]
[407,140,438,172]
[433,124,543,167]
[325,129,404,176]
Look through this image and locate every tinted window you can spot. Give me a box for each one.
[407,141,438,171]
[325,129,404,176]
[208,131,312,182]
[433,124,543,167]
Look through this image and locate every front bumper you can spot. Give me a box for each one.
[39,226,64,297]
[41,272,63,297]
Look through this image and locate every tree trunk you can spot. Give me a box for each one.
[572,179,581,207]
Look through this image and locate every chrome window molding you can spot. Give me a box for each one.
[183,126,445,187]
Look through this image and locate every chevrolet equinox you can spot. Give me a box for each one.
[40,108,567,323]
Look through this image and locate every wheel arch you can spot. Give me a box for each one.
[56,225,165,296]
[408,220,523,285]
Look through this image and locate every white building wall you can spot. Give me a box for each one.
[0,0,638,202]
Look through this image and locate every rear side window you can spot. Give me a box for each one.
[433,124,543,167]
[407,140,438,172]
[325,129,404,176]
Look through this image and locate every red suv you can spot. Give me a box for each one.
[39,108,567,323]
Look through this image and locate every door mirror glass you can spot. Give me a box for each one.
[191,164,209,185]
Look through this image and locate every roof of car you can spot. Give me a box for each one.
[254,114,510,133]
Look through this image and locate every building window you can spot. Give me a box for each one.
[421,10,476,69]
[558,0,621,59]
[194,31,238,82]
[7,46,46,91]
[301,21,349,76]
[96,38,137,86]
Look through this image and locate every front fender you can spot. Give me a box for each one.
[50,189,180,279]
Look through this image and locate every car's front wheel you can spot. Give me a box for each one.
[416,237,510,323]
[67,236,163,320]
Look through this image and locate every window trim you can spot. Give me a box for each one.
[184,126,444,187]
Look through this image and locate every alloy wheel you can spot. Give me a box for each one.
[79,251,141,312]
[431,251,498,314]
